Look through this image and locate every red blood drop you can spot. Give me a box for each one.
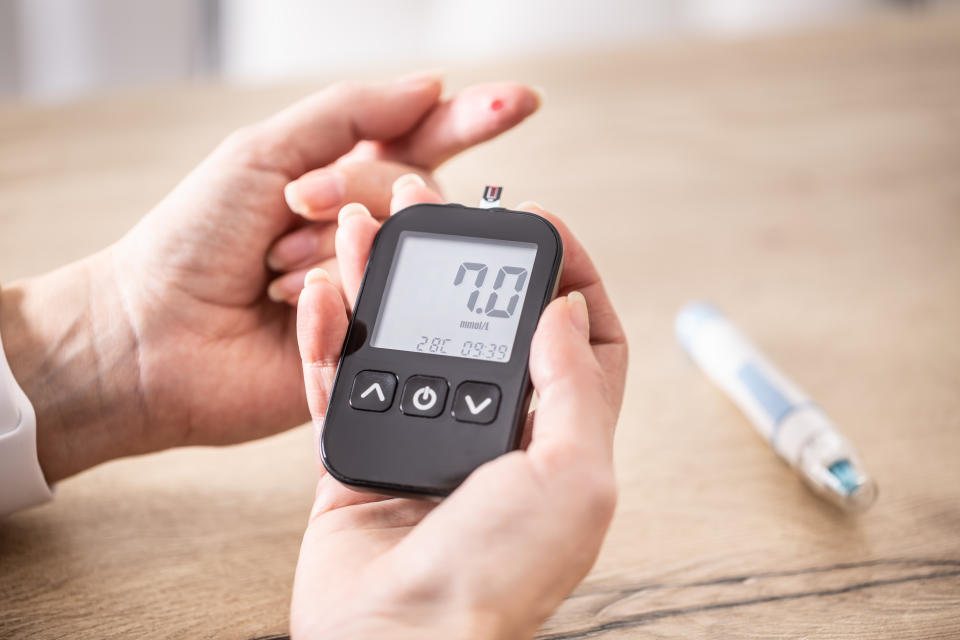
[490,98,504,111]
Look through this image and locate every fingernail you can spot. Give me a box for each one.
[567,291,590,340]
[515,201,544,212]
[338,202,372,224]
[397,69,444,89]
[304,268,330,286]
[285,171,344,216]
[392,173,426,196]
[531,86,546,108]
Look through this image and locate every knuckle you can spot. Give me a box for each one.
[218,124,261,155]
[548,365,606,409]
[537,441,581,474]
[326,80,361,101]
[581,468,618,521]
[217,123,297,172]
[583,358,607,389]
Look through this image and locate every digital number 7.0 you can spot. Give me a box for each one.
[453,263,528,319]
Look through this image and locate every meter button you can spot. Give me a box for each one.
[350,370,397,412]
[401,376,448,417]
[453,382,501,424]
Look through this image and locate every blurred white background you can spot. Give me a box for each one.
[0,0,947,102]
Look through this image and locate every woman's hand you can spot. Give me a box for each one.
[289,180,628,639]
[0,74,541,482]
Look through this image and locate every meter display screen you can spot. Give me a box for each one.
[370,231,538,362]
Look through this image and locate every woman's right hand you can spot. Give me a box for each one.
[289,179,629,639]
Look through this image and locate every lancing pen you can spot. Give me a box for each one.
[675,302,878,512]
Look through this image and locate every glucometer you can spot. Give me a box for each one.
[321,188,563,497]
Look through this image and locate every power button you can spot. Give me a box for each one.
[400,375,448,418]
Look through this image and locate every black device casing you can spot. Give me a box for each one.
[320,203,564,497]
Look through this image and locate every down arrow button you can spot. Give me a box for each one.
[453,382,501,424]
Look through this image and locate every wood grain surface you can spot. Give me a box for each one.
[2,10,960,639]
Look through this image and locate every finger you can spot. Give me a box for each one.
[334,203,381,307]
[267,221,338,272]
[267,259,343,306]
[382,82,542,169]
[229,72,443,178]
[296,269,349,427]
[515,202,622,343]
[389,174,444,214]
[527,293,617,474]
[296,270,390,511]
[282,161,439,222]
[515,202,628,409]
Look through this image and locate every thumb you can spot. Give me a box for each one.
[527,292,615,472]
[297,266,393,512]
[296,268,349,430]
[334,203,381,307]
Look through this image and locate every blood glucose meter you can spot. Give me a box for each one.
[321,191,563,497]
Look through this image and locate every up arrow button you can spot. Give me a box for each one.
[453,382,501,424]
[361,383,385,402]
[349,371,396,412]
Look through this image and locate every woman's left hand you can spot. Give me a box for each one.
[0,74,541,482]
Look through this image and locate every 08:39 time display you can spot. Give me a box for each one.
[415,336,509,361]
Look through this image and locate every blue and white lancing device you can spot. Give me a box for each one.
[676,302,877,512]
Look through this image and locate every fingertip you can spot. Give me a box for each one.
[481,82,541,125]
[385,82,542,169]
[392,172,426,196]
[567,291,590,340]
[304,267,331,287]
[285,171,346,218]
[267,270,307,304]
[531,85,546,110]
[334,204,382,305]
[267,224,325,272]
[337,202,372,225]
[284,181,309,216]
[529,296,597,386]
[268,271,310,307]
[500,83,541,121]
[389,182,443,214]
[267,278,288,303]
[514,200,546,213]
[463,82,540,122]
[297,270,348,365]
[266,252,282,272]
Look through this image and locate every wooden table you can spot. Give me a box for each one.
[2,10,959,639]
